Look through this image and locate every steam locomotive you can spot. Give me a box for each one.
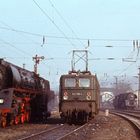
[0,59,50,127]
[113,92,137,110]
[59,71,100,124]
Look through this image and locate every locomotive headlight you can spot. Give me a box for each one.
[63,92,68,100]
[0,99,4,104]
[86,92,91,100]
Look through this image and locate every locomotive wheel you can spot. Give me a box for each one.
[10,119,14,126]
[26,112,30,122]
[14,116,19,125]
[85,114,88,123]
[1,119,7,128]
[20,114,25,124]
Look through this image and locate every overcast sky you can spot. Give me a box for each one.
[0,0,140,90]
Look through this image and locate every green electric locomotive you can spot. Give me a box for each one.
[59,70,100,124]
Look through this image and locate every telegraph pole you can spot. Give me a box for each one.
[114,76,118,95]
[33,54,44,74]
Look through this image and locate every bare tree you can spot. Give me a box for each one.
[112,82,132,95]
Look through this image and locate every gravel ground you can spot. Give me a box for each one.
[0,111,139,140]
[0,123,53,140]
[67,111,140,140]
[90,112,140,140]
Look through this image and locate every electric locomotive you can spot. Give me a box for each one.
[59,70,100,124]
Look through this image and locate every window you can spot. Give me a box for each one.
[79,78,90,87]
[65,78,76,87]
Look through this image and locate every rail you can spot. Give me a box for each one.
[111,110,140,131]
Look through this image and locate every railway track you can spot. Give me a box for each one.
[111,110,140,131]
[16,123,89,140]
[18,120,95,140]
[17,125,63,140]
[56,123,89,140]
[2,111,139,140]
[121,109,140,115]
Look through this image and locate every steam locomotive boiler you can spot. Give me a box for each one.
[59,71,100,124]
[0,59,50,127]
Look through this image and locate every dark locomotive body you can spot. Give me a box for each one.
[0,59,50,127]
[113,92,137,110]
[59,71,100,124]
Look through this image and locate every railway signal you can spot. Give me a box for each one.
[33,54,44,74]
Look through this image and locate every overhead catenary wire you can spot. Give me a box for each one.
[0,40,136,48]
[0,26,43,37]
[32,0,76,47]
[48,0,85,47]
[117,61,137,76]
[0,56,136,61]
[0,38,32,56]
[0,21,39,45]
[0,26,138,42]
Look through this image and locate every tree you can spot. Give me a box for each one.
[112,81,132,95]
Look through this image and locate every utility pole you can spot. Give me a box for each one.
[114,76,118,95]
[138,67,140,108]
[33,54,44,74]
[23,63,25,69]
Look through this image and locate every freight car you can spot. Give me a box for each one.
[59,71,100,124]
[113,92,137,110]
[0,59,50,127]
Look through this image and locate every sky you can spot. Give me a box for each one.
[0,0,140,91]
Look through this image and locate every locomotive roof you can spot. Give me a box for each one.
[119,92,134,95]
[61,70,96,76]
[0,59,33,73]
[0,58,49,82]
[115,92,136,97]
[60,73,97,78]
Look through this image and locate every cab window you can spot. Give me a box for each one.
[79,78,90,87]
[65,78,76,87]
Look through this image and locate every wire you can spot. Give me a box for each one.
[0,26,42,37]
[0,21,39,45]
[0,57,31,59]
[117,62,136,76]
[48,0,84,47]
[32,0,76,47]
[0,26,139,42]
[0,38,32,56]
